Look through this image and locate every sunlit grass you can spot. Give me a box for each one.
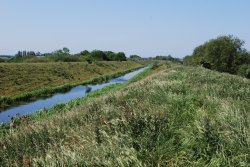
[0,61,147,108]
[0,63,249,166]
[0,61,146,97]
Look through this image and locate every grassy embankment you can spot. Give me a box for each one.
[0,61,147,108]
[0,62,249,166]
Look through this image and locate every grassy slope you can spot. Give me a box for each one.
[0,61,145,97]
[0,63,249,166]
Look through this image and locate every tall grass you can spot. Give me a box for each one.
[0,63,249,166]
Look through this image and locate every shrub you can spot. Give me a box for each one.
[237,64,250,78]
[0,58,5,63]
[183,35,250,78]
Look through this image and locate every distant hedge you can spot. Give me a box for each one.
[9,48,128,63]
[0,58,5,63]
[80,50,127,61]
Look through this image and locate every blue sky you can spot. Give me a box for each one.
[0,0,250,58]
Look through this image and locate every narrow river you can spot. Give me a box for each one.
[0,67,147,123]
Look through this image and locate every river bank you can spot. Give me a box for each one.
[0,61,148,109]
[0,66,150,123]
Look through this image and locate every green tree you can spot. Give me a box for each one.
[184,35,250,75]
[204,36,244,73]
[115,52,126,61]
[237,64,250,78]
[90,50,108,61]
[27,51,36,56]
[80,50,89,56]
[129,55,141,59]
[0,58,5,62]
[104,51,115,61]
[62,47,70,54]
[15,51,22,57]
[48,48,71,62]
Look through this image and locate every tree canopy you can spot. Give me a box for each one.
[8,48,129,63]
[129,55,141,60]
[84,50,127,61]
[183,35,250,78]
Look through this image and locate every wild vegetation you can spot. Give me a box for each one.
[0,62,249,166]
[0,61,147,108]
[128,55,181,62]
[1,47,179,64]
[183,35,250,78]
[7,48,128,63]
[0,58,5,63]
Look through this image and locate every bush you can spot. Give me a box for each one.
[0,58,5,63]
[183,35,250,78]
[237,64,250,78]
[90,50,127,61]
[90,50,109,61]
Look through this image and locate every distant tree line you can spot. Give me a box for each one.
[6,47,182,64]
[0,55,13,62]
[77,50,126,61]
[15,51,41,57]
[129,55,142,60]
[9,48,127,62]
[128,54,181,62]
[153,55,181,62]
[183,35,250,78]
[0,58,5,62]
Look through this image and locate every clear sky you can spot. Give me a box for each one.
[0,0,250,58]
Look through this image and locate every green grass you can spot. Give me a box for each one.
[0,61,148,108]
[0,61,147,97]
[0,63,249,166]
[0,64,152,134]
